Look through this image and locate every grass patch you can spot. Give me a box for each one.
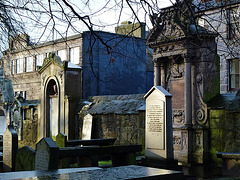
[98,160,112,166]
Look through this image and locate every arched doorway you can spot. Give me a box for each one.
[46,79,59,138]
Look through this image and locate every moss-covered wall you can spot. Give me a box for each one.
[92,112,145,146]
[18,120,38,149]
[209,109,240,165]
[77,112,145,146]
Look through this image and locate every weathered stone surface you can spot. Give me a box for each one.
[88,94,145,115]
[0,166,183,180]
[18,120,38,149]
[82,114,93,140]
[77,94,145,146]
[144,86,173,160]
[15,146,35,171]
[35,137,59,170]
[56,132,67,148]
[3,125,18,172]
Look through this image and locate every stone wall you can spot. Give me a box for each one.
[76,94,145,147]
[208,93,240,165]
[91,113,145,145]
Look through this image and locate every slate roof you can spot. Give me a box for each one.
[207,93,237,110]
[86,94,145,115]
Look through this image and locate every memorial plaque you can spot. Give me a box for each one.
[144,86,173,160]
[3,125,18,172]
[82,114,93,140]
[56,132,67,148]
[146,101,164,149]
[35,137,59,170]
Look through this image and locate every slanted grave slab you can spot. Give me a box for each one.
[35,137,59,170]
[3,125,18,172]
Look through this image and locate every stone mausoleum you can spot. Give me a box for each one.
[146,3,219,166]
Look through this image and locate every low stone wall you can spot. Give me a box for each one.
[208,93,240,165]
[92,113,145,145]
[76,94,145,148]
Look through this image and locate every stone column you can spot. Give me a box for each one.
[161,64,165,88]
[154,59,161,86]
[184,61,192,126]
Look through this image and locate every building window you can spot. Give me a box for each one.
[70,47,80,64]
[229,59,240,90]
[25,56,33,72]
[11,60,15,74]
[36,54,44,70]
[57,49,67,61]
[227,7,240,40]
[16,58,23,74]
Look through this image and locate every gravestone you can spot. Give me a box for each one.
[144,86,173,160]
[35,137,59,170]
[56,132,67,148]
[15,146,36,171]
[3,125,18,172]
[82,114,93,140]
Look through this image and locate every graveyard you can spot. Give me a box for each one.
[2,0,240,179]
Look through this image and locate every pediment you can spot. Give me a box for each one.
[38,52,64,74]
[147,21,186,47]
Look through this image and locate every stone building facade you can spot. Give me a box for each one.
[193,0,240,93]
[1,33,83,100]
[0,29,151,141]
[1,30,150,101]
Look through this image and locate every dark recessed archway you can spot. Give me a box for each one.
[46,79,59,138]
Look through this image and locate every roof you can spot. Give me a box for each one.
[146,3,217,47]
[67,61,82,69]
[85,94,145,115]
[144,86,172,99]
[195,0,240,12]
[207,93,237,110]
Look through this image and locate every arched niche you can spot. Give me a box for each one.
[0,109,6,139]
[45,78,59,138]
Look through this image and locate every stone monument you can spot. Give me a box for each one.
[144,86,173,160]
[146,3,219,165]
[56,132,67,148]
[82,114,93,140]
[3,125,18,172]
[35,137,59,170]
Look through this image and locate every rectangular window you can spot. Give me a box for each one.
[16,58,23,74]
[227,7,240,40]
[69,47,80,64]
[11,60,15,74]
[57,49,67,61]
[36,54,44,70]
[25,56,33,72]
[229,59,240,90]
